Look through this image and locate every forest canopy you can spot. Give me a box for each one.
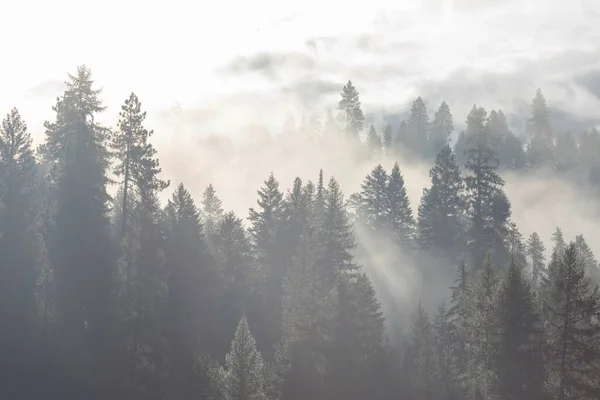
[0,67,599,400]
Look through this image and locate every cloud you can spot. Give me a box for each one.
[219,52,317,80]
[280,78,340,109]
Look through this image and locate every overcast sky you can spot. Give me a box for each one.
[1,0,600,146]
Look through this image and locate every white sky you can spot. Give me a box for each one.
[1,0,599,145]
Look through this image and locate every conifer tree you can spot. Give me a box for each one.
[355,164,388,229]
[574,234,600,284]
[111,92,168,237]
[417,145,466,260]
[41,65,122,395]
[382,122,393,154]
[527,89,554,169]
[493,260,545,400]
[463,106,510,269]
[163,184,219,398]
[366,125,382,158]
[527,232,546,289]
[403,97,430,157]
[406,303,436,400]
[506,222,527,268]
[317,177,357,286]
[447,262,470,388]
[0,107,41,382]
[384,162,415,248]
[276,232,333,400]
[542,243,600,400]
[429,101,453,158]
[248,173,286,348]
[202,183,224,245]
[465,258,499,398]
[432,302,460,400]
[213,211,257,355]
[336,81,365,140]
[551,226,566,257]
[223,317,268,400]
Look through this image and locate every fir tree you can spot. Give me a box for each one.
[248,173,286,349]
[542,243,600,400]
[463,106,510,269]
[366,125,383,158]
[429,101,453,158]
[41,65,122,395]
[551,227,566,258]
[432,302,460,400]
[202,183,224,245]
[384,162,415,248]
[163,184,219,399]
[493,260,545,400]
[355,164,388,230]
[527,89,554,169]
[406,303,436,400]
[527,232,546,289]
[110,92,169,237]
[417,145,466,260]
[382,122,393,154]
[317,177,357,286]
[0,107,41,382]
[336,81,365,140]
[465,257,499,398]
[213,211,257,355]
[276,231,333,400]
[223,317,268,400]
[506,222,527,268]
[403,97,430,157]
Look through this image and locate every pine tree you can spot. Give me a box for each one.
[276,232,333,400]
[551,226,566,258]
[0,107,41,385]
[366,125,383,158]
[506,222,527,268]
[429,101,453,158]
[574,234,600,284]
[527,232,546,289]
[463,106,510,269]
[223,317,268,400]
[487,110,526,170]
[336,81,365,140]
[447,262,470,388]
[248,173,286,349]
[402,97,430,157]
[406,303,436,400]
[382,122,393,154]
[493,259,545,400]
[111,92,168,238]
[163,184,219,399]
[317,177,357,286]
[213,211,258,355]
[465,258,499,398]
[110,93,169,396]
[432,302,460,400]
[355,164,388,230]
[41,65,122,395]
[542,243,600,400]
[384,162,415,249]
[417,145,466,260]
[202,183,224,245]
[527,89,554,169]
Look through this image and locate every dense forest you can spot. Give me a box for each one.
[1,65,600,400]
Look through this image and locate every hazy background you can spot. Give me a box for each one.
[2,0,599,261]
